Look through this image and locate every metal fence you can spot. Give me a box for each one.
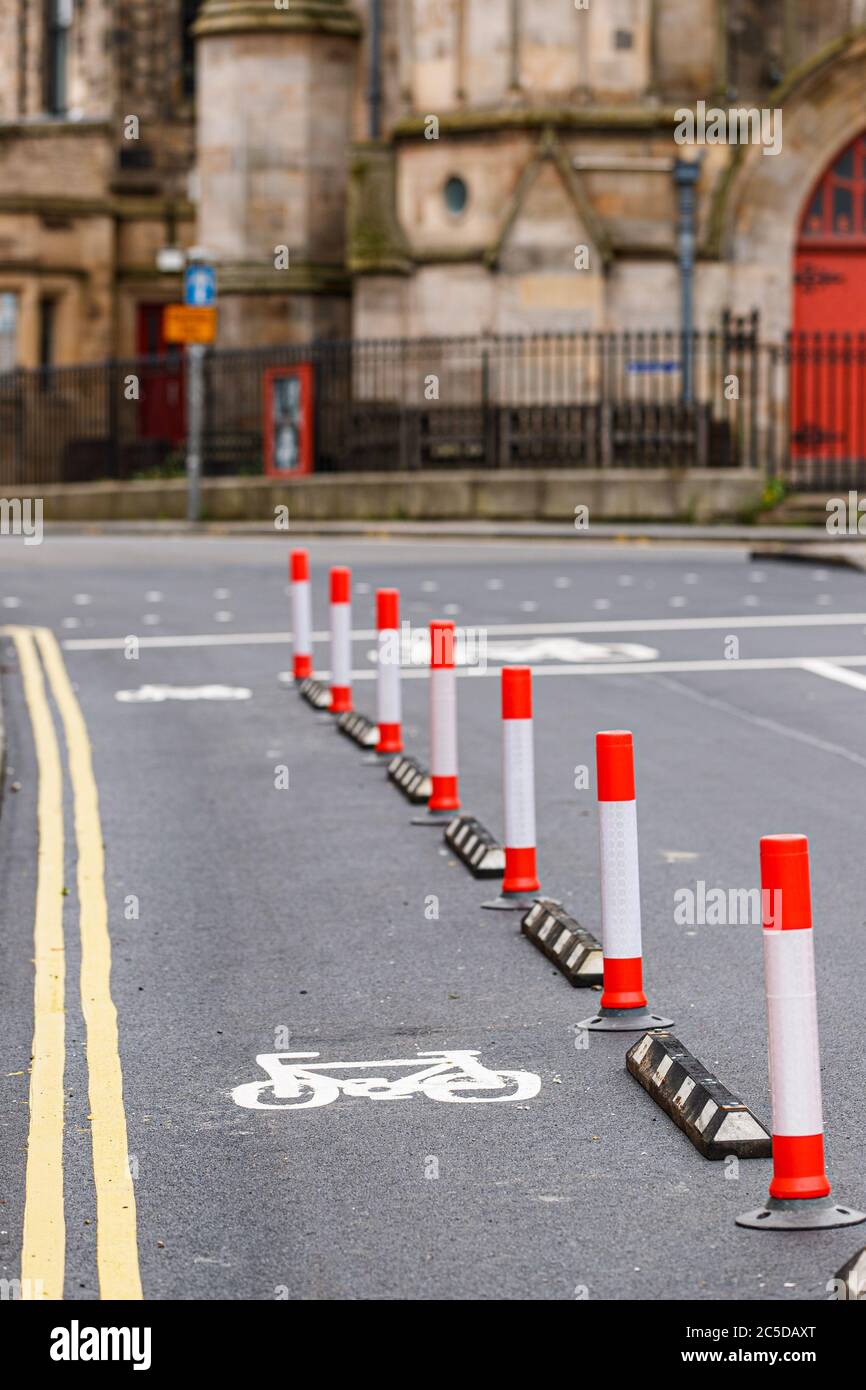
[2,315,864,489]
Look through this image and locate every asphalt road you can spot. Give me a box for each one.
[1,534,865,1302]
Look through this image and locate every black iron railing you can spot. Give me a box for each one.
[1,314,862,488]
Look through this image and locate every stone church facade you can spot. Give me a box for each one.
[1,0,865,367]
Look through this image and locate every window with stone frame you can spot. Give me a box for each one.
[0,293,18,372]
[182,0,204,98]
[44,0,72,115]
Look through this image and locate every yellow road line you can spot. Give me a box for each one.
[36,628,143,1301]
[8,627,66,1301]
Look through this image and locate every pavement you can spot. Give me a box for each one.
[1,533,865,1302]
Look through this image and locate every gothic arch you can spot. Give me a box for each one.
[709,29,866,284]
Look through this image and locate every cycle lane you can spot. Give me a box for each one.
[7,535,865,1301]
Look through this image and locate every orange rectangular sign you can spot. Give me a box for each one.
[163,304,217,345]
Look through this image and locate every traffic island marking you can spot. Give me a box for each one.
[521,899,603,986]
[336,710,379,749]
[443,815,505,879]
[387,754,432,804]
[298,677,331,710]
[626,1031,772,1160]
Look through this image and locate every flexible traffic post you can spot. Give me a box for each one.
[577,731,672,1032]
[483,667,540,911]
[737,835,865,1230]
[329,567,352,714]
[413,620,459,823]
[290,549,313,680]
[375,589,402,755]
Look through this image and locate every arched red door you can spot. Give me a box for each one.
[792,132,866,475]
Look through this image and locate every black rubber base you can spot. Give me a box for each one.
[576,1006,674,1032]
[736,1194,866,1231]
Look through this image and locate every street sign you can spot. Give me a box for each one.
[184,262,217,308]
[163,304,217,345]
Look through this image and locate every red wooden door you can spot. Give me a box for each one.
[792,133,866,467]
[136,304,185,444]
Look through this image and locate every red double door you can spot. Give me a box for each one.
[136,304,185,445]
[791,132,866,464]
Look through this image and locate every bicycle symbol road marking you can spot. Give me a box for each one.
[231,1050,542,1110]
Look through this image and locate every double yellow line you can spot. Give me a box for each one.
[7,627,142,1301]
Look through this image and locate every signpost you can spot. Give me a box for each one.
[163,256,217,523]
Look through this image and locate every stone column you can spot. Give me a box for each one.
[193,0,362,346]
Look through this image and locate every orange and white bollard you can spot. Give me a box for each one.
[329,566,352,714]
[375,589,403,755]
[413,620,459,824]
[577,731,672,1031]
[737,835,865,1230]
[483,667,541,911]
[290,549,313,680]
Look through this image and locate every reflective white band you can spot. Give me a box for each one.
[291,580,312,658]
[430,667,457,777]
[503,719,535,849]
[330,603,351,686]
[377,629,401,724]
[763,928,824,1137]
[598,799,642,960]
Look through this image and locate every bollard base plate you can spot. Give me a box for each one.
[736,1195,866,1231]
[482,892,537,912]
[576,1006,674,1032]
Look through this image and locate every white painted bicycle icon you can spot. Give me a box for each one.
[232,1050,541,1110]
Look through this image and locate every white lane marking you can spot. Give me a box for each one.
[281,653,866,682]
[213,588,230,599]
[214,611,233,623]
[365,638,658,666]
[115,685,252,703]
[73,594,92,605]
[654,672,866,773]
[232,1050,541,1110]
[61,617,80,629]
[145,590,163,602]
[61,611,866,652]
[482,638,659,664]
[142,614,160,625]
[2,596,22,608]
[660,850,700,864]
[669,596,687,607]
[800,659,866,693]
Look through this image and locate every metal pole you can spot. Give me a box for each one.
[186,342,205,523]
[368,0,382,140]
[673,158,701,405]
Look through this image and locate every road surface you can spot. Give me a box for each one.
[1,534,864,1301]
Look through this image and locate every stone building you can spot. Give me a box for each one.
[0,0,198,368]
[2,0,866,367]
